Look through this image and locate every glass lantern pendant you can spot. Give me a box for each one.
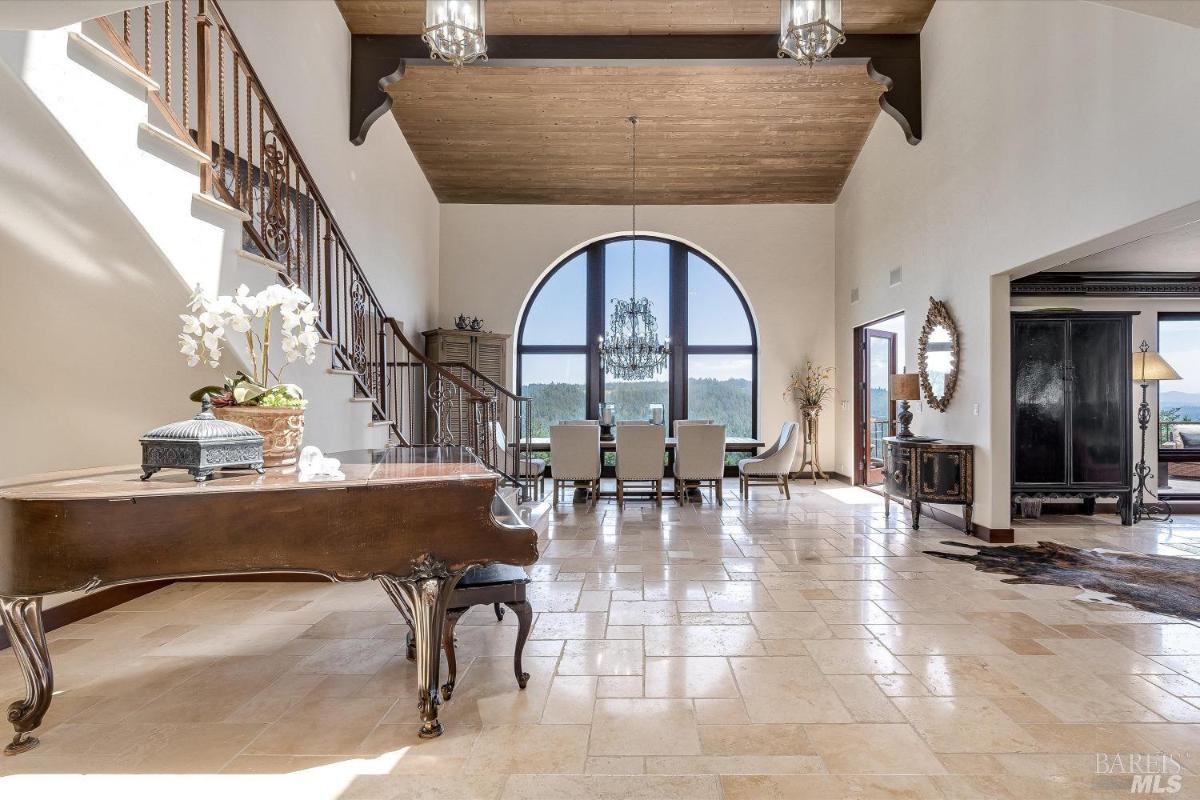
[423,0,487,69]
[599,116,670,382]
[778,0,845,66]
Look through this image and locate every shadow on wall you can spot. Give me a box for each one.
[0,45,226,478]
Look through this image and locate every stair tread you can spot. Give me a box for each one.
[67,32,160,92]
[192,192,250,222]
[138,122,210,163]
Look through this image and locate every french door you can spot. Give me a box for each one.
[854,325,899,487]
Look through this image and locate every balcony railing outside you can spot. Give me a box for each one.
[90,0,527,485]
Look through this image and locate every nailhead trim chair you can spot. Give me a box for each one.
[615,422,667,507]
[674,423,726,505]
[549,423,601,505]
[739,421,800,500]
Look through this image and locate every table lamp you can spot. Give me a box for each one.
[1132,340,1180,523]
[889,373,921,439]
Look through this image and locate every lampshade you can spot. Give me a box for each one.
[1132,350,1181,382]
[889,373,921,401]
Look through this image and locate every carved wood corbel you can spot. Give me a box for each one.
[350,35,407,145]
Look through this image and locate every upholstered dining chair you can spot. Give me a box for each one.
[615,422,667,507]
[549,423,601,505]
[674,423,727,505]
[492,420,546,499]
[739,421,800,499]
[673,418,713,436]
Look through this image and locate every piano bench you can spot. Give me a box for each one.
[404,563,534,702]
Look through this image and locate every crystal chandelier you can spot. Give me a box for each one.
[778,0,846,66]
[600,116,670,381]
[423,0,487,69]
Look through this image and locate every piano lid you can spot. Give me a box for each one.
[0,446,494,502]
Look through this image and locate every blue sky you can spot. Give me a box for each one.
[521,240,754,384]
[1160,318,1200,395]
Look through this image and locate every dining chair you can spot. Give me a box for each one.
[549,423,601,505]
[615,423,667,507]
[492,421,546,499]
[673,419,713,436]
[559,419,599,425]
[739,421,800,499]
[673,423,726,505]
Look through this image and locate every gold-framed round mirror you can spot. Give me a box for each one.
[917,297,959,412]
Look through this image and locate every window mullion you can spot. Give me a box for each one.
[586,241,604,418]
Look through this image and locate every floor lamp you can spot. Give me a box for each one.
[1132,340,1180,524]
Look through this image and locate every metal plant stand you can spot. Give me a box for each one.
[797,406,826,484]
[1133,380,1172,524]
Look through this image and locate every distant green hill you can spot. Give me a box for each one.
[524,378,752,437]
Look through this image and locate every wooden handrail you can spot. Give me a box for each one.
[382,319,489,403]
[437,361,531,402]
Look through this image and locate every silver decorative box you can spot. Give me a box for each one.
[140,395,266,481]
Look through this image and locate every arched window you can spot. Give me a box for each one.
[518,236,757,439]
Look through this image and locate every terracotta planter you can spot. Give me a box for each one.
[213,405,305,467]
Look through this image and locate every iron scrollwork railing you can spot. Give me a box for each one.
[93,1,502,466]
[436,361,536,501]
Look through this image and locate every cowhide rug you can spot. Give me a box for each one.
[925,540,1200,622]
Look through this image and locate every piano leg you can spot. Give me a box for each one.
[0,597,52,756]
[378,569,465,739]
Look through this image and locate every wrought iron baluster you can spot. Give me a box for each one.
[181,0,189,129]
[144,6,151,74]
[163,0,171,104]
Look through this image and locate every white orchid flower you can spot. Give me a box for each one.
[202,329,223,354]
[187,285,207,312]
[226,308,252,333]
[179,333,197,354]
[298,304,318,325]
[234,284,263,316]
[180,314,202,336]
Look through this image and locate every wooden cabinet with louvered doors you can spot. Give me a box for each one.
[424,329,513,445]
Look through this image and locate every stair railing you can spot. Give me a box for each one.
[91,1,503,466]
[437,361,536,500]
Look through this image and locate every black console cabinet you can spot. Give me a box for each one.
[884,438,974,533]
[1011,311,1133,525]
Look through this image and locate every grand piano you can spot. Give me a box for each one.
[0,446,538,755]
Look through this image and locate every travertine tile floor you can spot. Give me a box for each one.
[2,479,1199,799]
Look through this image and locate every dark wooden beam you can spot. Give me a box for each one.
[1011,271,1200,298]
[349,33,921,146]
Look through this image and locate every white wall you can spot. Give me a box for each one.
[218,0,439,334]
[439,204,836,468]
[0,48,225,479]
[834,0,1200,528]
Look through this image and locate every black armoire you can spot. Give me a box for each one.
[1011,311,1133,525]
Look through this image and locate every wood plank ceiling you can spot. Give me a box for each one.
[337,1,935,204]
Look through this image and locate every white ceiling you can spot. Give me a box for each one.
[1050,218,1200,272]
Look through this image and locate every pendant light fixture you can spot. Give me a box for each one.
[599,116,670,381]
[423,0,487,69]
[778,0,846,66]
